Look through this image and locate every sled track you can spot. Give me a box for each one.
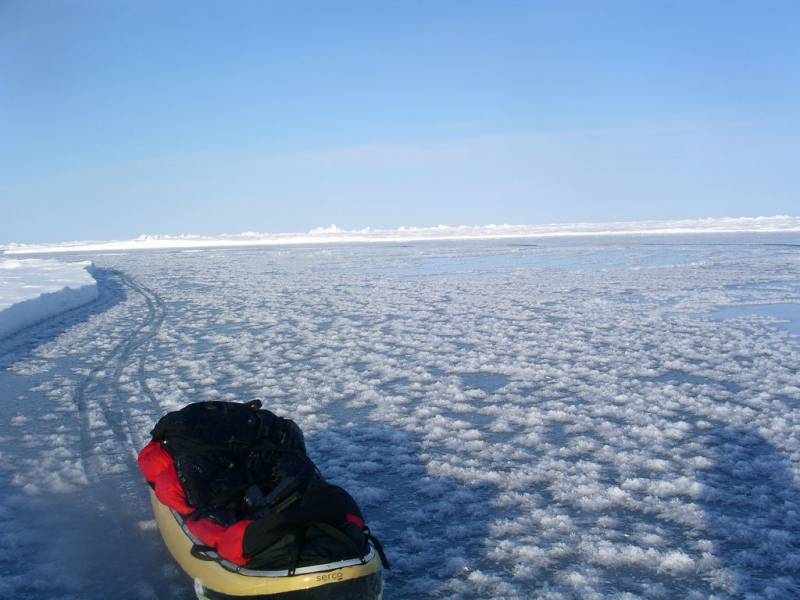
[73,270,166,473]
[105,271,166,460]
[69,270,177,600]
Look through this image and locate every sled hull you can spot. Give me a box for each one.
[149,490,383,598]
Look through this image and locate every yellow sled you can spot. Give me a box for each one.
[149,490,384,599]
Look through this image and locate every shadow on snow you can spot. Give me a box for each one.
[698,425,800,598]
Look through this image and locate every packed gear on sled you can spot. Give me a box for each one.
[138,400,388,600]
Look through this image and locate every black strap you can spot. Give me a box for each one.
[190,545,217,561]
[265,477,301,507]
[313,522,367,563]
[364,528,390,570]
[287,526,308,576]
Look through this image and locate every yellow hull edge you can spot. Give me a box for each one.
[149,489,382,597]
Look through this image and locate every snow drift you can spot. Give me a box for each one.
[0,258,99,339]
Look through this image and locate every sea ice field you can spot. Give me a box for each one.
[1,234,799,599]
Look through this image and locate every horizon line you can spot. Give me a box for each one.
[3,215,800,255]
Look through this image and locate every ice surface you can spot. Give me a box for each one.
[1,234,799,599]
[710,303,800,335]
[0,258,98,339]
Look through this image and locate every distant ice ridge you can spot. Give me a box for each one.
[0,258,98,339]
[3,215,800,254]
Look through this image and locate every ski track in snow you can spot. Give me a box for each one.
[1,237,800,599]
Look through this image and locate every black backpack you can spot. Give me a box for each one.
[151,400,314,518]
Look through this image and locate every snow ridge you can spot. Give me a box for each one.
[3,215,800,254]
[0,259,99,339]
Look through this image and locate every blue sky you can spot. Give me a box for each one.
[1,1,798,244]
